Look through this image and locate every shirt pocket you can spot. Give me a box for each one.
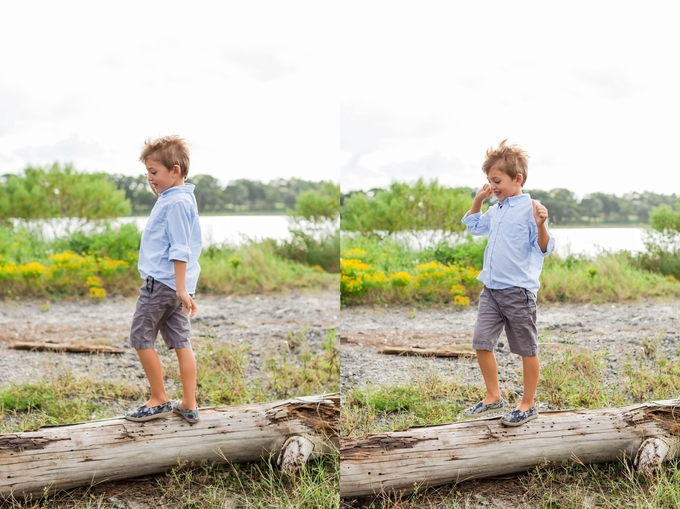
[500,217,530,243]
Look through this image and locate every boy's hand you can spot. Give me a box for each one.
[177,290,197,317]
[533,200,549,226]
[476,184,494,201]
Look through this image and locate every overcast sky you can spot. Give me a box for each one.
[340,2,680,198]
[0,1,337,187]
[3,3,679,198]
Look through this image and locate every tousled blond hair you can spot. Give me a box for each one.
[482,139,529,187]
[139,135,190,179]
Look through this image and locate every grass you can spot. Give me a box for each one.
[3,456,340,508]
[199,241,337,296]
[0,329,340,507]
[341,341,680,507]
[343,459,680,508]
[540,251,680,304]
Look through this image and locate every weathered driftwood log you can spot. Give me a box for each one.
[340,399,680,498]
[0,394,339,498]
[377,346,476,358]
[7,341,124,354]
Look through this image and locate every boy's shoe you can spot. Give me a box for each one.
[500,406,538,426]
[125,401,173,422]
[463,399,505,417]
[172,400,200,424]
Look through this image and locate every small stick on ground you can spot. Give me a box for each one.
[7,341,125,355]
[377,346,476,358]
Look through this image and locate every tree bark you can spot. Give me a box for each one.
[340,399,680,498]
[0,394,339,498]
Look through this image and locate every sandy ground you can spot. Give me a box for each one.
[341,299,679,397]
[0,290,339,388]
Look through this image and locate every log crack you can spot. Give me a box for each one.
[0,435,71,452]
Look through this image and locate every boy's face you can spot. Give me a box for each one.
[487,164,523,203]
[145,158,182,195]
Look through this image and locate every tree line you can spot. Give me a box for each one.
[0,164,338,222]
[342,181,678,230]
[109,173,332,215]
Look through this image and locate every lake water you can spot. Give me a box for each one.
[117,215,292,246]
[550,227,648,257]
[14,216,653,255]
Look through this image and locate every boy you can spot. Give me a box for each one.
[125,135,203,424]
[461,140,554,426]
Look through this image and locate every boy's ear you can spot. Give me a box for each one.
[172,164,182,176]
[515,173,524,186]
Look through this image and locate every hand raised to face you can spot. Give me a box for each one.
[476,183,494,201]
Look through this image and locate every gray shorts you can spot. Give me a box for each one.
[129,277,192,350]
[472,286,538,357]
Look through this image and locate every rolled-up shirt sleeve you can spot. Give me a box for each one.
[166,203,193,262]
[462,210,491,236]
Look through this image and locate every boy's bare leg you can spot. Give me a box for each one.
[136,348,169,407]
[476,349,502,404]
[175,346,197,410]
[519,355,540,411]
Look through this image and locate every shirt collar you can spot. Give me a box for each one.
[160,183,195,198]
[500,193,529,208]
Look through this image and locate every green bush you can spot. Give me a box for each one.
[274,230,340,273]
[425,235,487,270]
[341,179,472,240]
[53,222,141,262]
[0,163,130,223]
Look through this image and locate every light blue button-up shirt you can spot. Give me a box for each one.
[461,193,554,295]
[138,184,202,293]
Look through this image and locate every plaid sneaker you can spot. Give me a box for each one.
[172,400,200,424]
[125,401,173,422]
[500,406,538,426]
[463,399,505,417]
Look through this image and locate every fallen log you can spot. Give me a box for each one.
[7,341,124,354]
[1,393,339,499]
[377,346,475,358]
[340,399,680,498]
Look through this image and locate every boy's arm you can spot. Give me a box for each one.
[462,184,494,235]
[174,260,197,317]
[533,200,551,253]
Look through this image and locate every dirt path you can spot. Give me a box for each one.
[0,290,339,388]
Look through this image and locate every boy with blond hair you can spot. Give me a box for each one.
[125,135,203,424]
[461,140,554,426]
